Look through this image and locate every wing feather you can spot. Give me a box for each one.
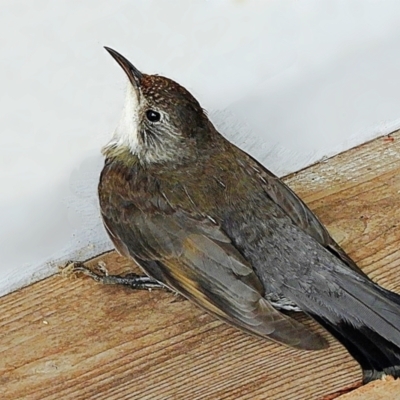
[104,209,327,350]
[242,151,368,277]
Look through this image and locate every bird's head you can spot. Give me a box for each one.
[103,47,213,165]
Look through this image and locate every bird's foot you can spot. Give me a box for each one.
[61,260,165,290]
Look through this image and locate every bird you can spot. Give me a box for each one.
[73,46,400,384]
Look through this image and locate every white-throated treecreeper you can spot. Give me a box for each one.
[73,47,400,384]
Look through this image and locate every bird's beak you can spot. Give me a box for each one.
[104,46,143,88]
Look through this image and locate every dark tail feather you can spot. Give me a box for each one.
[377,285,400,307]
[311,314,400,383]
[322,272,400,383]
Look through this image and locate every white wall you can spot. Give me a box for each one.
[2,0,400,297]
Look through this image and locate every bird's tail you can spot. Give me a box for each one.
[309,282,400,383]
[312,314,400,383]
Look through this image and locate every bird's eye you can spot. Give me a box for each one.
[145,110,161,123]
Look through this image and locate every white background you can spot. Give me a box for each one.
[2,0,400,296]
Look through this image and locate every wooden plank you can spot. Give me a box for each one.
[336,376,400,400]
[1,131,400,400]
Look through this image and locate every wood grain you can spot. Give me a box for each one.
[1,131,400,400]
[336,376,400,400]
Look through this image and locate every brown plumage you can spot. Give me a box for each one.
[78,47,400,384]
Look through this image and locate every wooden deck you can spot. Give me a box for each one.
[2,131,400,399]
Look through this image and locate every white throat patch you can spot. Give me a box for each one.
[103,83,141,154]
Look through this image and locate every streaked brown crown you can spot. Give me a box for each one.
[140,75,201,107]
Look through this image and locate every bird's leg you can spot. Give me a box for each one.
[62,261,165,290]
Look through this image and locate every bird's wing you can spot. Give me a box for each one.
[242,152,367,277]
[103,209,326,350]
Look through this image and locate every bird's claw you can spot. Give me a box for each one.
[60,260,165,290]
[61,260,107,282]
